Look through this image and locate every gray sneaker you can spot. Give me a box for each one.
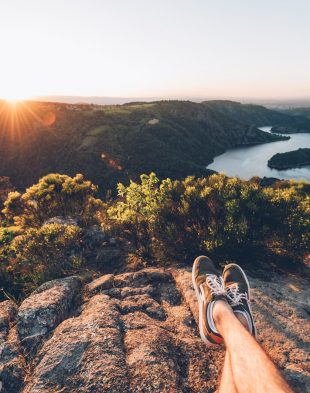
[223,263,257,337]
[192,255,227,346]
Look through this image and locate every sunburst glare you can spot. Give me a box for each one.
[0,100,56,146]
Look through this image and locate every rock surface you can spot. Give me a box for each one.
[0,301,25,393]
[17,276,82,360]
[0,267,309,392]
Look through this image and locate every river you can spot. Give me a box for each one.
[207,127,310,181]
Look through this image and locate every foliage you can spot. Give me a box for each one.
[1,224,84,295]
[0,173,107,299]
[0,176,14,209]
[0,171,308,300]
[108,173,309,263]
[2,173,101,227]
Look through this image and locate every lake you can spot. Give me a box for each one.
[207,127,310,181]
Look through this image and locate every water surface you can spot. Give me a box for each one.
[207,127,310,181]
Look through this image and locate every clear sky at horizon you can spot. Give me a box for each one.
[0,0,309,100]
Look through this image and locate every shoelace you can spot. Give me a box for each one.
[205,274,226,296]
[226,284,248,306]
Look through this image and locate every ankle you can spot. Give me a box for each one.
[212,299,233,328]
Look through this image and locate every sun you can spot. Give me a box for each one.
[1,91,29,104]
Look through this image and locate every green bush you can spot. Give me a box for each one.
[108,173,309,263]
[2,173,102,227]
[1,171,308,300]
[0,176,14,209]
[8,223,84,289]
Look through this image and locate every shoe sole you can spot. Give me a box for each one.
[192,256,216,347]
[223,263,257,337]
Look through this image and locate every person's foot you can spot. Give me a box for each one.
[223,263,257,337]
[192,255,227,346]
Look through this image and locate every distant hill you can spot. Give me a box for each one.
[203,100,310,132]
[34,96,161,105]
[32,96,310,108]
[279,107,310,120]
[0,100,287,193]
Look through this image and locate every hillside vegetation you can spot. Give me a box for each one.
[0,172,308,301]
[0,99,309,301]
[204,100,310,132]
[0,100,286,193]
[268,148,310,169]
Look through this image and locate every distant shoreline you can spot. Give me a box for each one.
[268,161,310,170]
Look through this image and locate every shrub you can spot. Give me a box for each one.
[268,185,310,254]
[8,223,84,289]
[0,176,14,209]
[2,173,101,227]
[108,173,309,264]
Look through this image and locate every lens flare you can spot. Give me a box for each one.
[0,100,57,148]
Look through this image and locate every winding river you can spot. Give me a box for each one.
[207,127,310,181]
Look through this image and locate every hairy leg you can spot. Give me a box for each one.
[214,301,294,393]
[218,352,238,393]
[218,313,249,393]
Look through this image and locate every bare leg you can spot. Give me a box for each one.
[218,312,251,393]
[218,352,238,393]
[214,301,294,393]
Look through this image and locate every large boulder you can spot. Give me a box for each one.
[0,301,16,344]
[23,294,130,393]
[17,276,82,359]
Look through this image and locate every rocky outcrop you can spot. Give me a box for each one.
[0,267,309,392]
[17,276,82,360]
[0,301,25,393]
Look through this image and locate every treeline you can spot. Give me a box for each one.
[0,173,309,300]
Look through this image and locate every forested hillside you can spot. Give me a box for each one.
[0,100,286,193]
[280,107,310,120]
[203,100,310,132]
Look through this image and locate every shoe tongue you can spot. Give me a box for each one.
[201,279,226,302]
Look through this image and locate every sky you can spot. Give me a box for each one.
[0,0,309,100]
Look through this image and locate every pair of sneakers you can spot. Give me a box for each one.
[192,255,256,346]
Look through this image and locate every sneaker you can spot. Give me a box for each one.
[192,255,227,346]
[223,263,257,337]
